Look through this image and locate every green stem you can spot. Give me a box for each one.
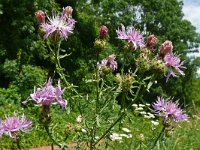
[94,84,142,145]
[90,53,100,149]
[16,138,21,150]
[150,126,166,150]
[44,125,65,150]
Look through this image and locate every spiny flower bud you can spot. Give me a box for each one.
[35,10,45,24]
[115,73,122,84]
[94,39,105,54]
[122,74,135,92]
[136,50,150,72]
[146,34,158,47]
[151,58,167,74]
[99,25,108,40]
[136,58,150,72]
[63,6,73,19]
[159,40,173,57]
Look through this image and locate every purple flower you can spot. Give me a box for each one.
[116,24,145,49]
[30,78,67,109]
[1,114,32,138]
[164,53,186,81]
[40,7,76,40]
[98,54,117,71]
[152,97,188,122]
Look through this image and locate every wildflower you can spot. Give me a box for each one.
[99,25,108,40]
[119,134,132,138]
[30,78,67,109]
[122,128,131,133]
[135,107,143,111]
[62,6,73,18]
[40,6,76,40]
[164,53,185,81]
[159,40,173,57]
[110,133,122,141]
[152,97,188,122]
[146,34,158,47]
[35,10,45,24]
[81,128,87,133]
[116,24,145,50]
[98,54,117,72]
[76,115,82,124]
[1,114,32,138]
[151,120,159,126]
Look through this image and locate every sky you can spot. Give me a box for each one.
[182,0,200,74]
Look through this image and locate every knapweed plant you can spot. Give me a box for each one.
[0,6,189,150]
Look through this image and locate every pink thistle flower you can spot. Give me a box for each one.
[98,54,117,71]
[40,7,76,40]
[1,114,32,138]
[152,97,188,122]
[164,53,186,81]
[116,24,145,50]
[99,25,108,40]
[30,78,67,109]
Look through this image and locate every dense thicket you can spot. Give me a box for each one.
[0,0,200,105]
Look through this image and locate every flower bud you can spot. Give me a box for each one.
[115,73,122,84]
[99,25,108,40]
[146,34,158,47]
[94,39,105,54]
[159,40,173,57]
[122,74,135,92]
[151,58,167,74]
[35,10,45,24]
[63,6,73,19]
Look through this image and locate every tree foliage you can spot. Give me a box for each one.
[0,0,200,105]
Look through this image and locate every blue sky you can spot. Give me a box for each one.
[182,0,200,74]
[183,0,200,33]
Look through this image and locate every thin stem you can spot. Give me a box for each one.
[44,125,65,149]
[90,53,100,149]
[94,84,142,145]
[51,143,54,150]
[150,126,166,150]
[16,138,21,150]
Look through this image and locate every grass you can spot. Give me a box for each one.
[0,96,200,149]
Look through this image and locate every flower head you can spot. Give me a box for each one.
[146,34,158,47]
[99,25,108,40]
[30,78,67,109]
[1,114,32,138]
[164,53,185,81]
[152,97,188,122]
[116,24,145,50]
[98,54,117,71]
[159,40,173,57]
[35,10,45,24]
[40,6,76,40]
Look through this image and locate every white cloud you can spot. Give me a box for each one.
[182,1,200,33]
[182,0,200,74]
